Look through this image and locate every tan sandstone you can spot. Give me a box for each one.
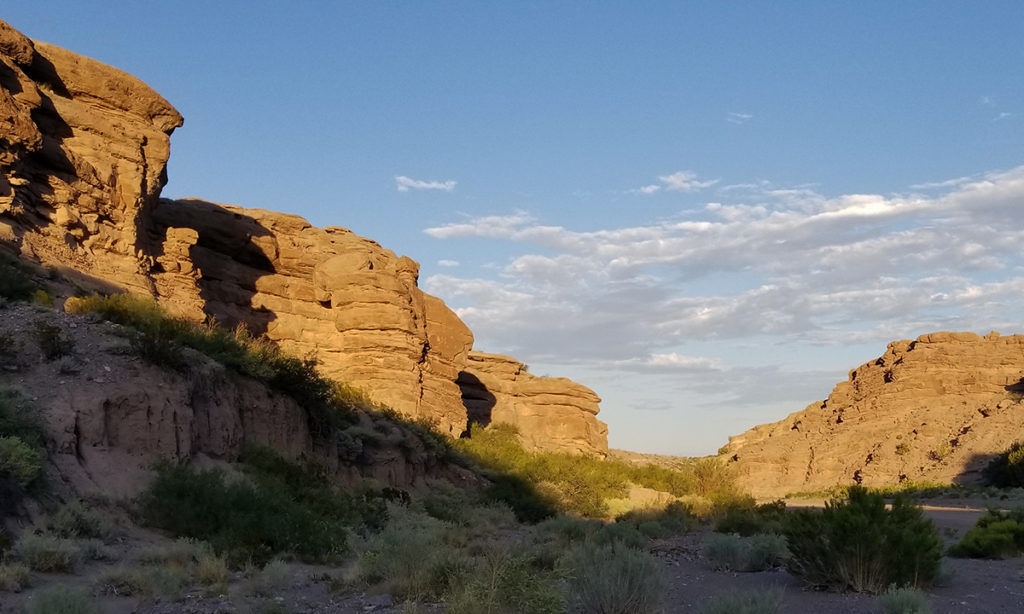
[0,19,608,455]
[721,331,1024,498]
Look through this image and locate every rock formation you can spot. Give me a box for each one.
[721,332,1024,498]
[459,351,608,456]
[0,19,608,454]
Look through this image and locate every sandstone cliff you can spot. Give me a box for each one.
[0,19,607,455]
[722,332,1024,497]
[459,351,608,456]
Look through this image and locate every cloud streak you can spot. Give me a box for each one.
[395,175,457,192]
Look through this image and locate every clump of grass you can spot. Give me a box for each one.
[0,562,30,592]
[97,564,189,601]
[704,533,789,572]
[13,534,79,572]
[877,585,933,614]
[783,487,942,593]
[567,541,664,614]
[701,588,783,614]
[948,507,1024,559]
[23,584,100,614]
[445,543,564,614]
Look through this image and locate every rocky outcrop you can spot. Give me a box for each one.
[721,332,1024,498]
[459,351,608,456]
[0,19,607,454]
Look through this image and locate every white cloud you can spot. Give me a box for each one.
[636,170,718,195]
[395,175,457,192]
[727,112,753,124]
[659,170,719,192]
[437,259,460,267]
[995,112,1012,122]
[424,165,1024,356]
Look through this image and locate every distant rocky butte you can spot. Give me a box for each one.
[722,332,1024,498]
[0,19,608,455]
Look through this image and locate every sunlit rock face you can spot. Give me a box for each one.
[722,332,1024,498]
[0,19,609,453]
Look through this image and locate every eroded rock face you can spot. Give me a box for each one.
[459,351,609,456]
[0,19,608,454]
[721,332,1024,498]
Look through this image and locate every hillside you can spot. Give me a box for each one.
[722,332,1024,497]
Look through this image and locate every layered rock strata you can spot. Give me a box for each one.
[0,19,608,453]
[722,332,1024,498]
[459,351,608,456]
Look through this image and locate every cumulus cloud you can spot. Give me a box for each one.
[395,175,457,192]
[727,112,753,124]
[423,165,1024,365]
[437,259,460,267]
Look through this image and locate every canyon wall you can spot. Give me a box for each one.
[0,19,607,455]
[722,332,1024,497]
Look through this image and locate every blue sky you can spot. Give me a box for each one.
[6,3,1024,455]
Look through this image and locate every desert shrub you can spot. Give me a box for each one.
[692,457,738,498]
[32,320,74,360]
[878,585,933,614]
[0,562,30,592]
[589,521,647,550]
[983,441,1024,488]
[138,449,388,564]
[701,588,783,614]
[616,501,696,538]
[96,564,189,601]
[783,487,942,593]
[0,435,42,488]
[948,508,1024,558]
[446,545,564,614]
[51,501,112,540]
[0,252,37,301]
[14,534,79,572]
[356,511,466,600]
[23,584,100,614]
[196,553,230,590]
[243,559,293,597]
[704,533,788,572]
[714,499,786,536]
[567,541,664,614]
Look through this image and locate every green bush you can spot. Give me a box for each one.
[703,533,788,572]
[23,584,100,614]
[701,588,783,614]
[783,487,942,593]
[138,449,389,564]
[0,435,42,487]
[948,508,1024,558]
[714,498,786,536]
[983,441,1024,488]
[878,585,933,614]
[567,542,664,614]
